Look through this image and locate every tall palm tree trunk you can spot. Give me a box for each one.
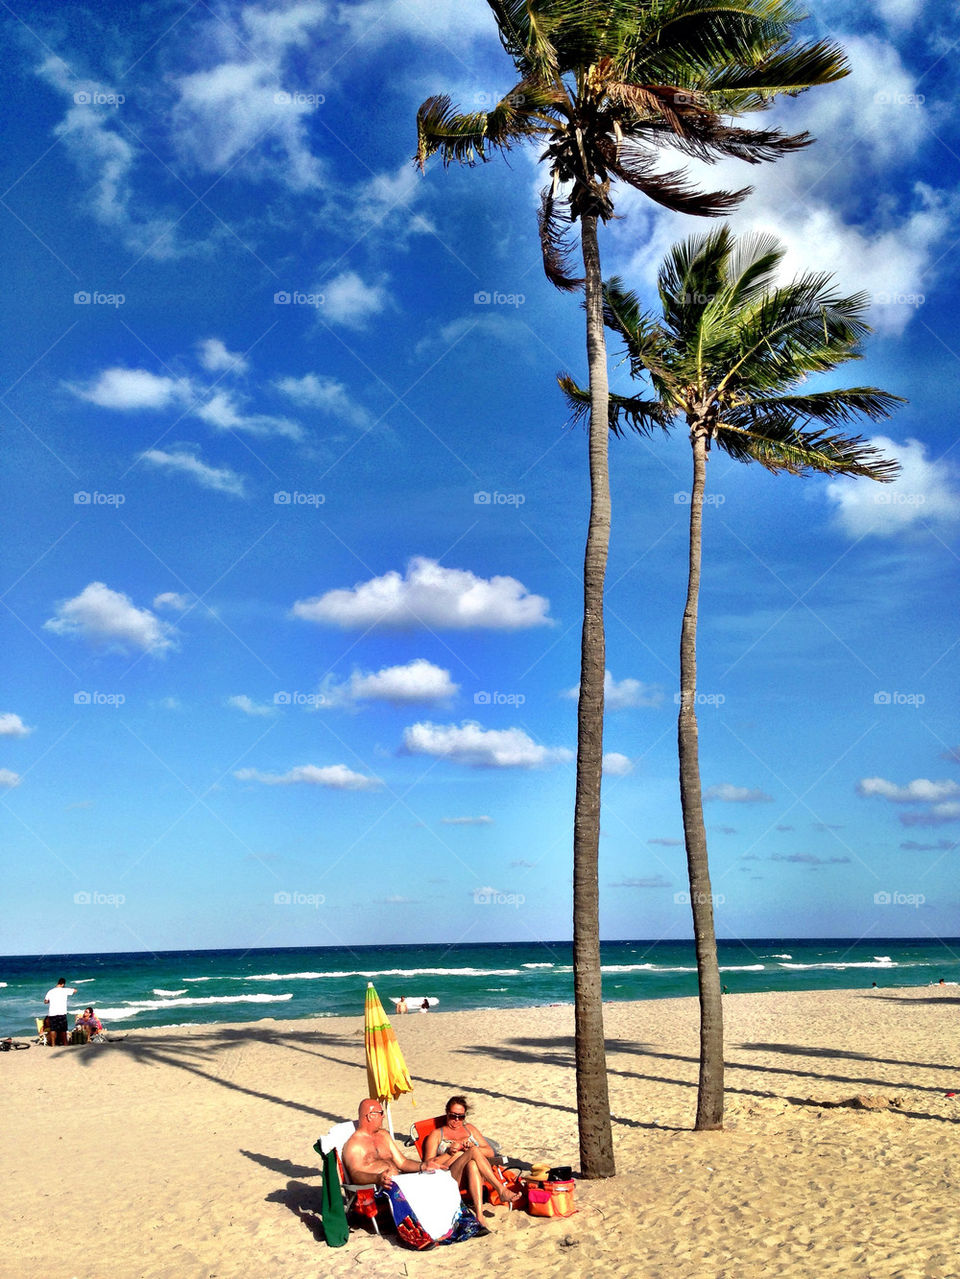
[572,212,615,1178]
[678,425,724,1130]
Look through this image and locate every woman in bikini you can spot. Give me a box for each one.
[422,1095,521,1225]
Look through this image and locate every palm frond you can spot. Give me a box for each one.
[416,90,550,170]
[715,419,901,480]
[539,188,584,291]
[725,388,906,431]
[598,139,749,216]
[558,374,672,437]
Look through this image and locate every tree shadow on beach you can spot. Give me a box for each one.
[460,1036,960,1127]
[56,1024,365,1122]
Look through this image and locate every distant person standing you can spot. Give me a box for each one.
[396,996,408,1015]
[43,977,78,1046]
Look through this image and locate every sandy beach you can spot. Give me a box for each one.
[5,986,958,1279]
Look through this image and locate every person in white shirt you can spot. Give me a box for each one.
[44,978,78,1046]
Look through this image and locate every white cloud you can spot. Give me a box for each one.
[71,367,189,410]
[273,373,370,428]
[319,270,390,329]
[196,338,248,375]
[193,390,302,440]
[0,769,22,789]
[226,694,278,718]
[353,163,435,242]
[610,36,954,339]
[45,582,176,656]
[234,763,380,789]
[610,874,672,889]
[292,556,551,630]
[703,784,773,804]
[0,713,33,737]
[141,447,246,497]
[441,816,493,825]
[603,752,634,777]
[402,720,573,769]
[564,670,664,710]
[900,802,960,826]
[322,659,458,707]
[36,57,177,256]
[827,437,960,538]
[857,777,960,803]
[340,0,494,43]
[170,1,328,192]
[153,592,192,612]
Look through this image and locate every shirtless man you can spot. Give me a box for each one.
[342,1099,446,1189]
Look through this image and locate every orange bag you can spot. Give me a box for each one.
[488,1167,524,1207]
[526,1179,576,1218]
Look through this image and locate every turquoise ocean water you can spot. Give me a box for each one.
[2,938,958,1037]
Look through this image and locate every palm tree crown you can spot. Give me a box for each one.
[563,224,904,475]
[417,0,851,279]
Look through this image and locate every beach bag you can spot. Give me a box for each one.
[526,1179,576,1218]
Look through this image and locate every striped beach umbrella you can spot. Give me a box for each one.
[364,981,414,1136]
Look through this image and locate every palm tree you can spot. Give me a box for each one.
[561,225,902,1128]
[416,1,851,1176]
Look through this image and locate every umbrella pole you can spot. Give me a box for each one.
[385,1099,394,1139]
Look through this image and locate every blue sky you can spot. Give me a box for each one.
[1,0,958,957]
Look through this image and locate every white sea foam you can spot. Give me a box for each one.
[0,982,6,988]
[719,965,765,972]
[522,963,554,969]
[187,967,523,982]
[764,954,792,960]
[779,958,896,970]
[601,964,698,973]
[97,993,294,1020]
[153,988,187,997]
[244,972,324,981]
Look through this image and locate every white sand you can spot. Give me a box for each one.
[4,986,958,1278]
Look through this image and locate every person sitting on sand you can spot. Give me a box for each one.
[342,1099,446,1189]
[422,1095,521,1221]
[73,1007,103,1041]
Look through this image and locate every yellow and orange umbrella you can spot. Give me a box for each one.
[364,982,414,1136]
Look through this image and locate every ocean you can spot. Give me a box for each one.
[2,937,957,1038]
